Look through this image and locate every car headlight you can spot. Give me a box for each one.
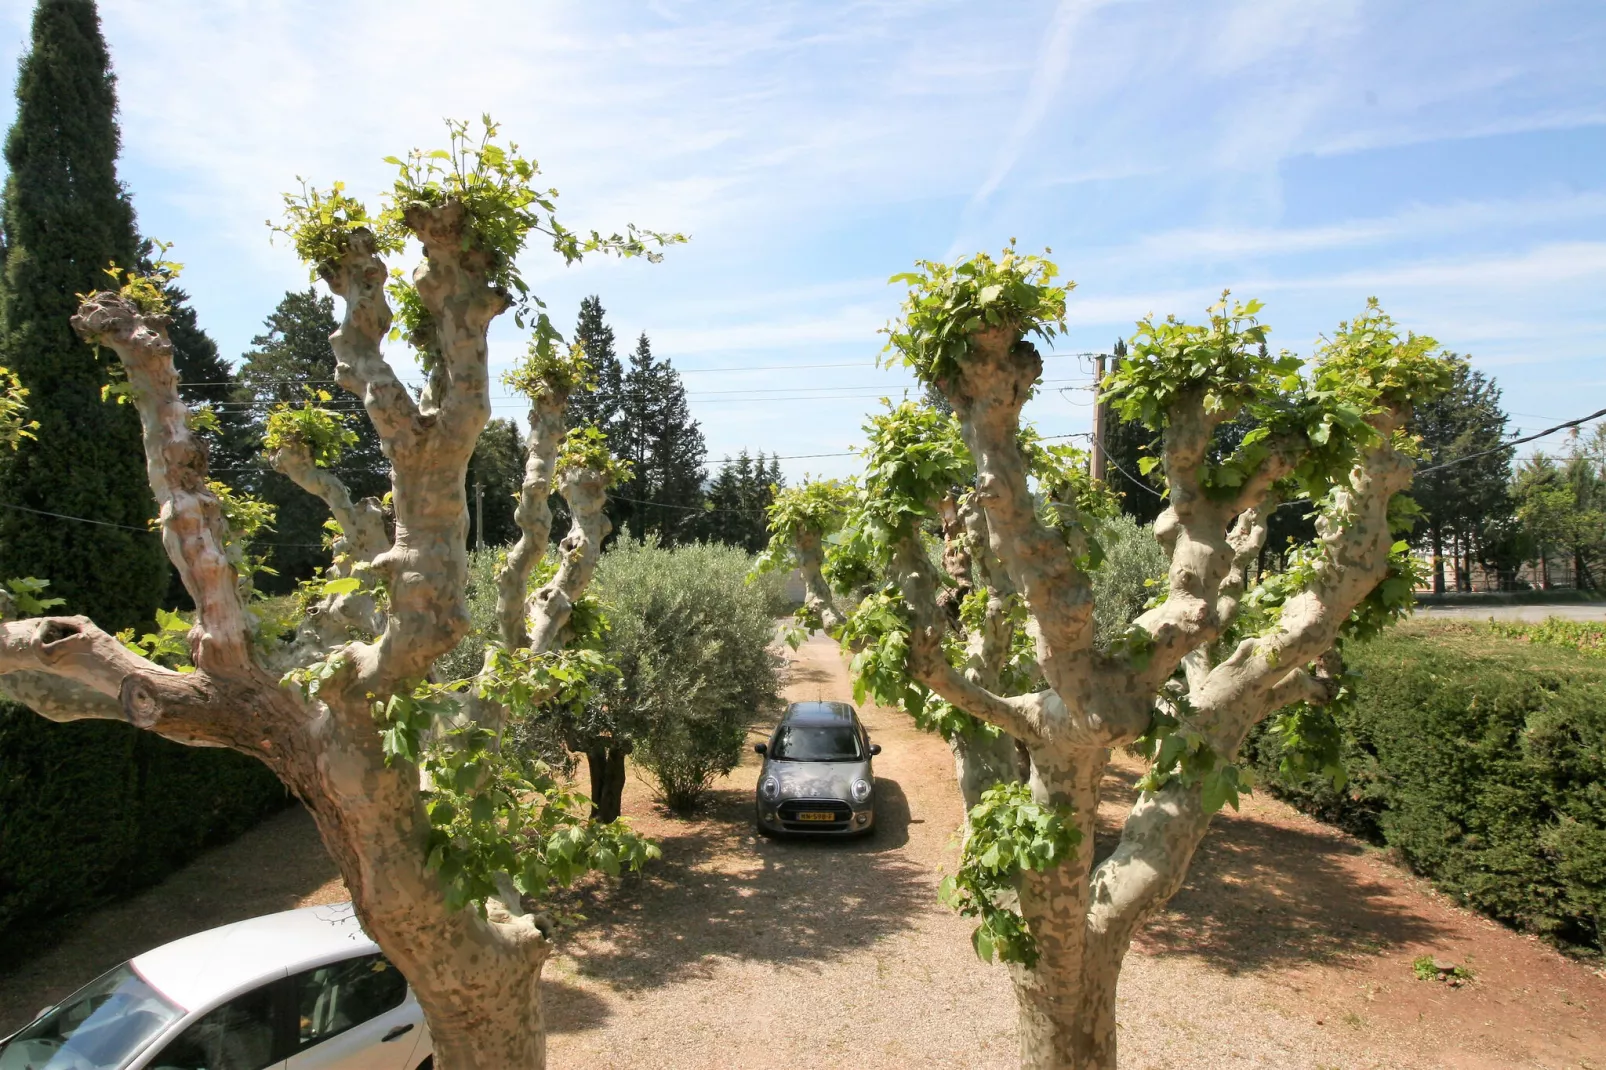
[851,778,872,803]
[760,776,780,800]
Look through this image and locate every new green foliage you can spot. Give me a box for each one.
[0,0,166,631]
[939,782,1081,967]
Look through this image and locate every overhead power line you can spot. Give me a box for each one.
[1415,406,1606,476]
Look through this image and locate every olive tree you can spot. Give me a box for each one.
[0,120,680,1070]
[764,246,1450,1069]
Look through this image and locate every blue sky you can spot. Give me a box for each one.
[2,0,1603,481]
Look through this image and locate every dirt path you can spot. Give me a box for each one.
[5,632,1602,1069]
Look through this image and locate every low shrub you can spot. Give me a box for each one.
[588,538,782,814]
[1245,620,1606,955]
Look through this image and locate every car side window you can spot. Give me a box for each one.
[147,983,281,1070]
[290,954,408,1052]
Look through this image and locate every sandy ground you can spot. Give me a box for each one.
[3,632,1603,1069]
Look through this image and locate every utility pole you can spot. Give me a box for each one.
[1090,353,1108,484]
[475,480,484,551]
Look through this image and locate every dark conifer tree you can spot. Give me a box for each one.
[566,295,624,440]
[617,332,706,544]
[1409,358,1513,591]
[236,288,389,589]
[0,0,166,630]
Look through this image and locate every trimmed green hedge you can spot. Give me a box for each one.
[0,703,289,952]
[1245,622,1606,955]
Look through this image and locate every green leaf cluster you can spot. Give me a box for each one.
[1312,299,1453,411]
[262,389,359,468]
[753,478,858,577]
[4,576,63,616]
[372,669,656,914]
[556,423,631,488]
[0,366,39,449]
[857,401,971,553]
[502,339,594,404]
[272,179,405,273]
[86,241,184,317]
[1131,699,1253,813]
[939,781,1081,967]
[883,241,1068,386]
[117,608,195,672]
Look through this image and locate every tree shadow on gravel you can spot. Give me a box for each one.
[541,978,614,1034]
[558,776,926,993]
[1094,765,1454,976]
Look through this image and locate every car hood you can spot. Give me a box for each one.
[764,759,871,800]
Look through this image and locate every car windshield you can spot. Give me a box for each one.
[0,963,183,1070]
[770,724,863,762]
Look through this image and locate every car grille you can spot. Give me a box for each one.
[777,798,852,830]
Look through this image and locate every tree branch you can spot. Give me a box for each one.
[71,293,253,674]
[0,616,260,750]
[943,331,1095,693]
[890,530,1054,746]
[527,466,611,654]
[268,441,390,565]
[324,229,420,447]
[495,391,566,650]
[795,524,848,634]
[405,203,506,449]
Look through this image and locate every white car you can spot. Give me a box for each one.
[0,903,432,1070]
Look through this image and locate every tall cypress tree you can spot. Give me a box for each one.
[0,0,165,630]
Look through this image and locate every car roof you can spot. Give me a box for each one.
[130,902,376,1012]
[783,701,858,725]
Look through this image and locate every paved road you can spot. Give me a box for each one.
[1414,602,1606,621]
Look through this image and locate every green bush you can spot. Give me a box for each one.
[1089,513,1168,649]
[0,705,289,953]
[588,538,782,813]
[1245,621,1606,955]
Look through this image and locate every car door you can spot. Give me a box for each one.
[140,979,288,1070]
[283,954,421,1070]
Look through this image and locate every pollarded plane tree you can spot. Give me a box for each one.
[765,246,1450,1070]
[0,119,679,1070]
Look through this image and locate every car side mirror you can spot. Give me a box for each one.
[754,743,767,755]
[869,744,881,756]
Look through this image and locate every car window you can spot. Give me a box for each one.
[770,724,863,761]
[290,955,407,1052]
[146,983,281,1070]
[0,964,183,1070]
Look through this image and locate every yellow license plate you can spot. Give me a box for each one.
[795,812,838,822]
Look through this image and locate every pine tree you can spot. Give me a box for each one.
[0,0,166,631]
[1409,358,1513,592]
[617,331,705,544]
[236,288,389,589]
[566,295,623,439]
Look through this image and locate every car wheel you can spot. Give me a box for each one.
[755,820,776,838]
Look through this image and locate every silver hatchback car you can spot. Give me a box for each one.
[754,701,880,836]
